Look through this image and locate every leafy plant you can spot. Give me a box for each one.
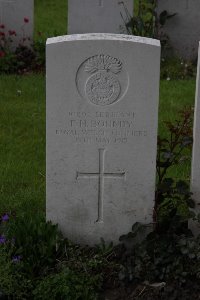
[155,108,194,230]
[160,57,196,80]
[0,20,46,74]
[0,213,68,277]
[0,244,33,299]
[121,0,175,38]
[33,267,100,300]
[33,34,46,69]
[122,0,157,37]
[0,213,118,299]
[120,0,177,54]
[119,222,200,285]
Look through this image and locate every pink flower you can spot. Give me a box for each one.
[24,17,29,23]
[0,31,5,37]
[8,30,16,36]
[0,24,5,29]
[0,51,5,58]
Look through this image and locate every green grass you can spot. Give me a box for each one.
[34,0,67,40]
[158,80,196,182]
[0,75,45,214]
[0,76,196,212]
[159,80,195,134]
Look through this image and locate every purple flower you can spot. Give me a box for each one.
[12,255,22,263]
[0,235,6,244]
[1,214,9,222]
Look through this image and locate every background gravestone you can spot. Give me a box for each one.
[157,0,200,60]
[191,43,200,234]
[68,0,133,34]
[0,0,34,49]
[46,33,160,245]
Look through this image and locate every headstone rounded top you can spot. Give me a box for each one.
[46,33,160,47]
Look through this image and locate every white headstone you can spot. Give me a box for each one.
[191,43,200,233]
[68,0,133,34]
[157,0,200,60]
[46,33,160,245]
[0,0,34,49]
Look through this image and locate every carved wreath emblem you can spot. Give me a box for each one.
[84,55,122,106]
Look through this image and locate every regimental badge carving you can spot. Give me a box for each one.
[84,55,122,105]
[76,54,129,106]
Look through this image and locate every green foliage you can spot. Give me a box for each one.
[0,247,33,299]
[0,43,44,74]
[33,35,46,68]
[119,223,200,284]
[33,30,63,70]
[155,108,194,229]
[118,109,198,287]
[0,214,114,299]
[34,0,67,38]
[123,0,176,46]
[0,18,38,74]
[1,213,68,277]
[95,238,114,256]
[125,0,157,37]
[161,57,196,80]
[0,51,16,73]
[33,268,100,300]
[157,178,194,227]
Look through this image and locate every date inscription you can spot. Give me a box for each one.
[55,111,148,144]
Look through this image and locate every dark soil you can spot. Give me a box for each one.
[101,280,200,300]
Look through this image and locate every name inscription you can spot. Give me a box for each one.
[55,111,148,144]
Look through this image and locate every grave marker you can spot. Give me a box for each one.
[0,0,34,49]
[157,0,200,59]
[191,43,200,233]
[68,0,133,34]
[46,33,160,245]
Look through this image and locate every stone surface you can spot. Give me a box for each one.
[190,43,200,234]
[0,0,34,48]
[68,0,133,34]
[46,33,160,245]
[157,0,200,60]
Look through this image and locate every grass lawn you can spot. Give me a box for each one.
[0,75,45,214]
[34,0,67,39]
[159,80,195,181]
[0,0,67,214]
[0,75,196,213]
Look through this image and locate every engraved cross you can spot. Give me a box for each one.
[76,149,125,223]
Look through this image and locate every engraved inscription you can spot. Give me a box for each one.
[85,55,122,106]
[76,55,129,105]
[55,111,148,144]
[76,149,125,223]
[86,72,121,106]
